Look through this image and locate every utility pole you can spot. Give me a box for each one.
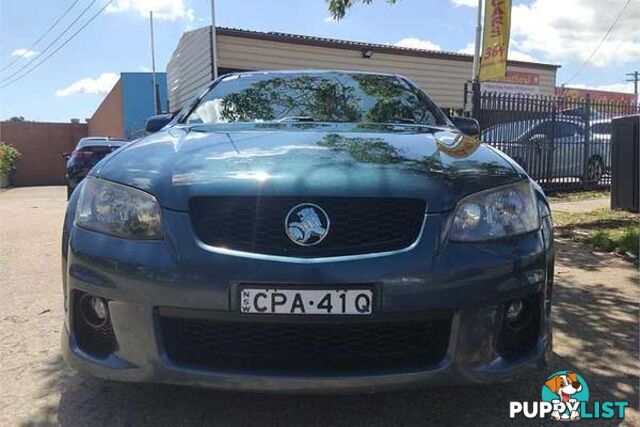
[626,71,639,104]
[149,11,160,114]
[472,0,483,82]
[211,0,218,80]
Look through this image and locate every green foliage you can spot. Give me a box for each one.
[585,227,639,256]
[318,133,402,164]
[326,0,398,19]
[351,74,430,123]
[554,207,639,257]
[216,73,434,125]
[547,190,610,203]
[219,76,362,123]
[553,208,638,229]
[0,142,22,175]
[316,133,504,179]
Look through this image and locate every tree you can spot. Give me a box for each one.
[0,142,22,175]
[326,0,398,20]
[218,75,362,122]
[351,74,433,124]
[195,72,437,125]
[8,116,25,122]
[318,133,402,164]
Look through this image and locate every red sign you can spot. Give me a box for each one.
[557,87,637,105]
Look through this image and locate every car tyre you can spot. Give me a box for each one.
[67,185,73,200]
[584,156,604,184]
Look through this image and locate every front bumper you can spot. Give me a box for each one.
[61,209,553,393]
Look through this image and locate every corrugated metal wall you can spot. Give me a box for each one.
[167,27,213,112]
[167,27,558,112]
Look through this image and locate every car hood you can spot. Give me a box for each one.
[93,124,524,213]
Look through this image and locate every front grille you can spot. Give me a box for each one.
[190,197,426,257]
[159,315,451,374]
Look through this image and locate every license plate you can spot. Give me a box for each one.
[239,288,374,315]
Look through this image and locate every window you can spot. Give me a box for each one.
[592,122,611,134]
[554,122,583,139]
[184,72,445,126]
[530,122,552,139]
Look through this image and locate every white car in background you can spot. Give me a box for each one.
[482,118,609,184]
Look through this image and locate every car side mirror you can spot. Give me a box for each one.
[62,152,71,161]
[145,114,173,134]
[451,116,481,137]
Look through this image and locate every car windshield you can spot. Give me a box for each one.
[184,72,445,126]
[77,138,127,148]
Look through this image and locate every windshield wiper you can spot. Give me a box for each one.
[276,116,316,123]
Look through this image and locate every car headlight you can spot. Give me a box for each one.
[75,177,163,239]
[449,181,539,242]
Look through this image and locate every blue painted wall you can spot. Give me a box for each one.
[120,72,168,139]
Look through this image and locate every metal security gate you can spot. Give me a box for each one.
[467,86,640,191]
[611,115,640,212]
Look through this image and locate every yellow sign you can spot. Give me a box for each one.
[479,0,512,82]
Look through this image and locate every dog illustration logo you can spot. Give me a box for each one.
[511,371,627,420]
[542,371,589,421]
[285,203,330,246]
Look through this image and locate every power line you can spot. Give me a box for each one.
[0,0,101,84]
[564,0,632,85]
[0,1,112,90]
[0,0,82,73]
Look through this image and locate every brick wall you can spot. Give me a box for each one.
[0,121,88,186]
[88,80,124,138]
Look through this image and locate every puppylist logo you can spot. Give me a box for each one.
[510,371,629,421]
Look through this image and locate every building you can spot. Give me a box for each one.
[89,72,168,140]
[167,27,560,112]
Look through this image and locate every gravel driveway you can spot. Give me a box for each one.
[1,186,637,426]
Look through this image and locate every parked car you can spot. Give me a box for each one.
[559,106,607,121]
[64,137,128,199]
[590,118,612,138]
[481,118,609,183]
[61,70,554,392]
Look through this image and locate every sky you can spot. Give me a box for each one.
[0,0,638,122]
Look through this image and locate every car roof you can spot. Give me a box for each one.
[220,69,404,80]
[77,137,128,148]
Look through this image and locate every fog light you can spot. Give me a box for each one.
[92,297,107,320]
[506,300,525,322]
[79,294,108,328]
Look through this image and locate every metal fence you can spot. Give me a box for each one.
[469,88,639,191]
